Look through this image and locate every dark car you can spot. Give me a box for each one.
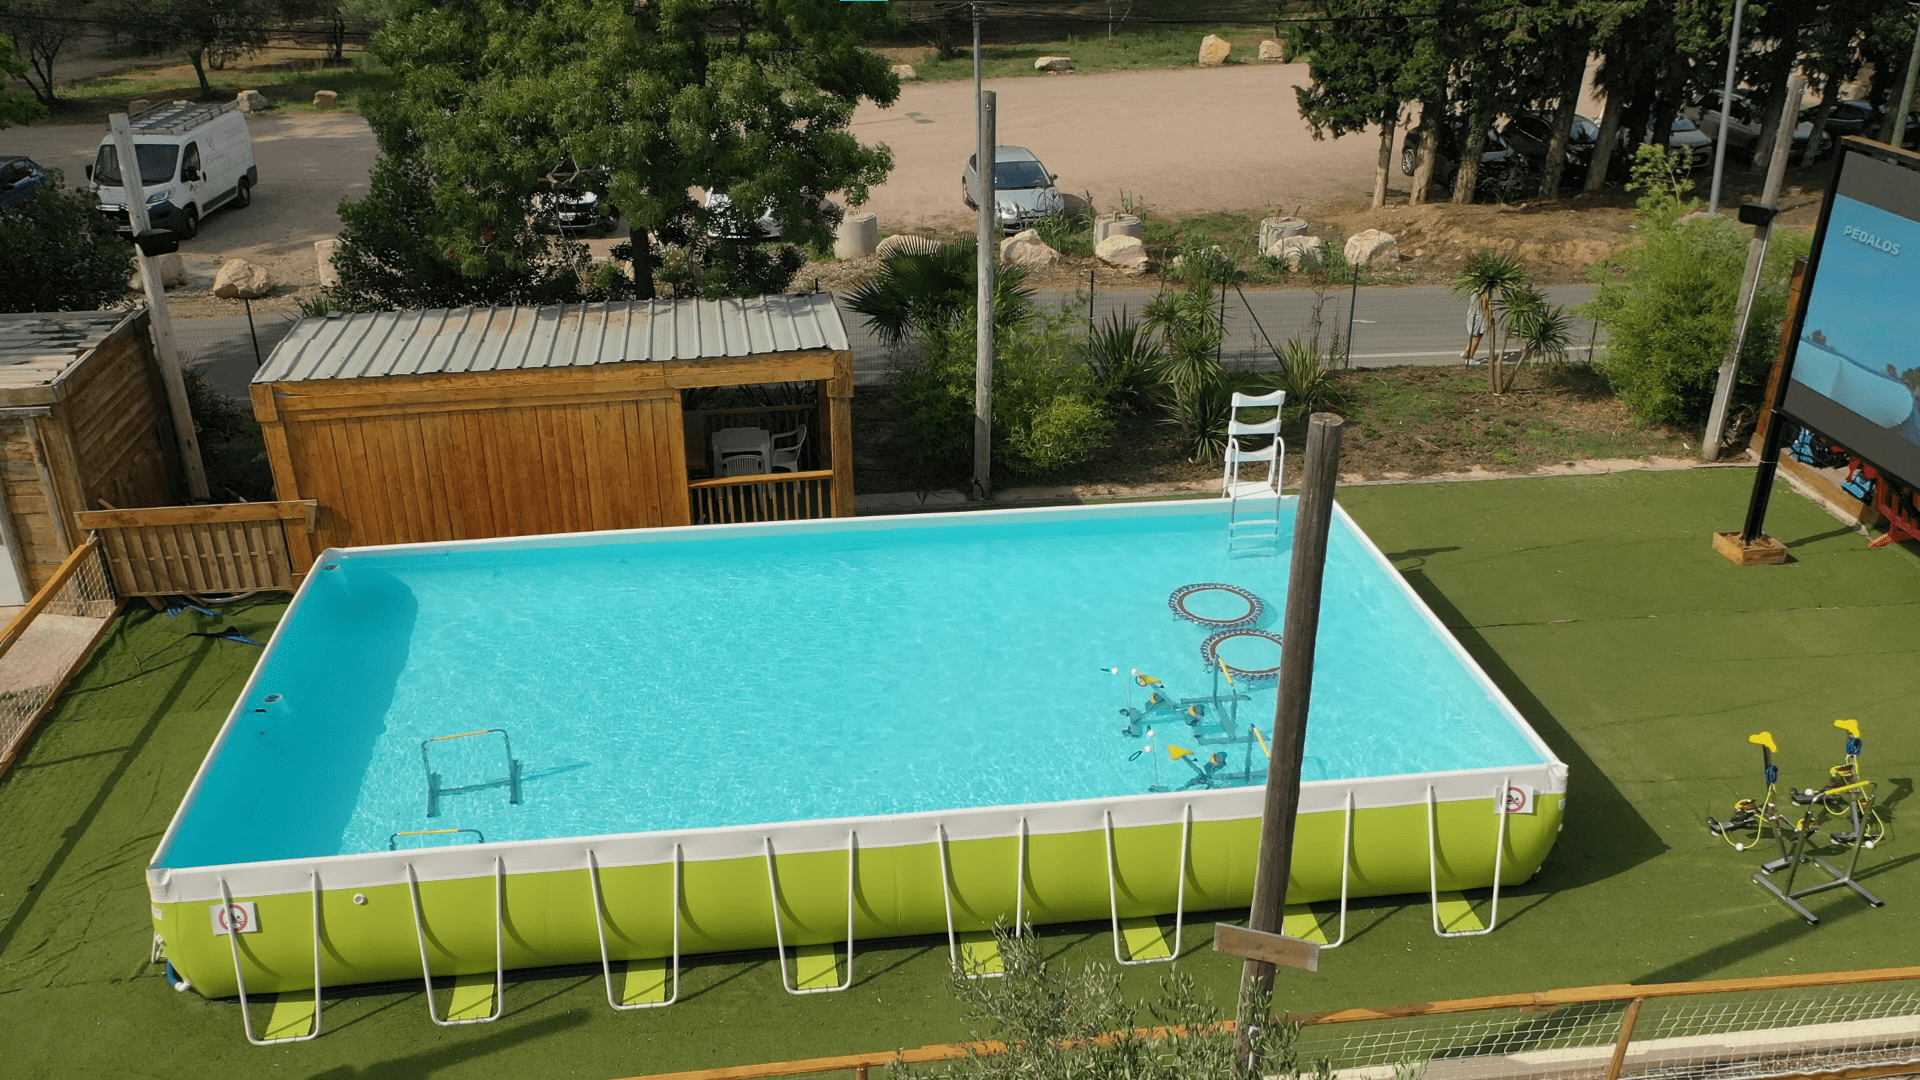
[1686,90,1833,159]
[0,157,50,210]
[1402,122,1524,200]
[1803,100,1919,149]
[1498,112,1601,187]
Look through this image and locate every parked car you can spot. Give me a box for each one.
[89,100,255,240]
[1401,122,1524,199]
[960,145,1065,231]
[1803,100,1920,149]
[1654,115,1715,171]
[1686,90,1833,159]
[0,156,50,210]
[702,189,783,241]
[1497,111,1600,187]
[533,166,618,235]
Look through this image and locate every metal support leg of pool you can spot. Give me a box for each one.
[1318,790,1356,950]
[219,873,324,1045]
[764,833,856,995]
[1426,778,1509,939]
[406,858,505,1025]
[588,845,681,1009]
[937,819,1029,979]
[1105,805,1190,965]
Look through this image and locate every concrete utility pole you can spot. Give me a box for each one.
[1707,0,1747,217]
[1886,7,1920,148]
[1702,75,1802,458]
[1234,413,1344,1065]
[109,113,209,501]
[973,87,997,500]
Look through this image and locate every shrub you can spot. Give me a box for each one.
[1272,337,1342,415]
[1084,307,1163,410]
[0,180,132,314]
[1584,144,1811,424]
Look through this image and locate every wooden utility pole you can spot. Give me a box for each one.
[1234,412,1344,1063]
[109,113,209,501]
[972,88,997,500]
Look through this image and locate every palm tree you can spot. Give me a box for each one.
[1143,282,1229,460]
[843,241,1034,349]
[1494,286,1573,393]
[1451,250,1530,394]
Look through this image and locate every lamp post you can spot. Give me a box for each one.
[1707,0,1747,217]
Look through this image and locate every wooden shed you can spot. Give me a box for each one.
[250,294,856,565]
[0,310,182,603]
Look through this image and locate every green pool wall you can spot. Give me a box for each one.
[157,794,1563,998]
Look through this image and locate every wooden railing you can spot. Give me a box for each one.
[0,535,121,779]
[689,470,835,525]
[73,500,319,597]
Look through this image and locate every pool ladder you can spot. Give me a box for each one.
[421,728,521,818]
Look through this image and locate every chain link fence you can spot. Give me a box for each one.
[0,537,118,779]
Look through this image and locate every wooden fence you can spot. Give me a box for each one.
[0,535,120,779]
[73,500,319,597]
[689,470,836,525]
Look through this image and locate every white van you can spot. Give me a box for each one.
[90,100,257,241]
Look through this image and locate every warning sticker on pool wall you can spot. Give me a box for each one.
[1504,785,1537,815]
[210,901,259,936]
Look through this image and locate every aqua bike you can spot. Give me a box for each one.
[1116,668,1245,738]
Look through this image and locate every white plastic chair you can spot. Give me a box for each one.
[769,424,808,473]
[719,452,766,477]
[1222,390,1286,496]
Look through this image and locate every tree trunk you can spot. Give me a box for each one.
[1482,292,1499,392]
[1372,115,1397,209]
[1585,90,1624,194]
[188,48,213,99]
[1539,56,1588,198]
[1750,34,1802,172]
[1410,102,1439,205]
[330,15,347,63]
[630,228,656,300]
[1802,75,1839,167]
[1452,106,1489,204]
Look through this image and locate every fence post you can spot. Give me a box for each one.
[1603,997,1645,1080]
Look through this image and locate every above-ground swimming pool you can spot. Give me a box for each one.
[149,498,1567,1017]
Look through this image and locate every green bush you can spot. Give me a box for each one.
[1085,307,1163,410]
[0,181,132,314]
[1583,145,1810,425]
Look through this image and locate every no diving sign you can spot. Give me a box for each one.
[210,900,260,936]
[1504,785,1537,815]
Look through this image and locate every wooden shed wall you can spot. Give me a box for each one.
[0,419,70,591]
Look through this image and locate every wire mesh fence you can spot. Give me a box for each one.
[0,538,118,778]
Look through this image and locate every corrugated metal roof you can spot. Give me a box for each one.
[255,294,851,384]
[0,310,138,393]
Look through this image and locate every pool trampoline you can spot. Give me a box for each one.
[147,497,1567,1038]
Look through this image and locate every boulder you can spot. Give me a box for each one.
[1258,215,1308,252]
[833,212,879,260]
[876,234,942,259]
[130,253,189,290]
[1342,228,1400,267]
[999,229,1060,268]
[1198,35,1231,67]
[315,238,343,287]
[1095,234,1148,273]
[1258,39,1285,61]
[1268,235,1324,271]
[235,89,270,112]
[1093,213,1143,242]
[212,258,272,299]
[891,63,919,81]
[128,98,152,115]
[312,89,339,108]
[1034,56,1073,72]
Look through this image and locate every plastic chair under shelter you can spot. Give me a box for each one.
[1222,390,1286,552]
[769,424,808,473]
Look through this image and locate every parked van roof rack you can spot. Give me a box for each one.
[129,100,239,136]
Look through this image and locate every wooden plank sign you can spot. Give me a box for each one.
[1213,923,1320,973]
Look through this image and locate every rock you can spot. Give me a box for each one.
[1095,234,1148,273]
[999,229,1060,267]
[891,63,919,81]
[1034,56,1073,72]
[314,239,343,287]
[876,234,942,259]
[1267,235,1324,271]
[130,253,189,290]
[128,98,152,115]
[235,89,270,112]
[1342,228,1400,267]
[1198,34,1231,67]
[1258,215,1308,252]
[833,213,879,260]
[212,258,272,299]
[1094,213,1143,242]
[1258,39,1285,61]
[312,89,339,108]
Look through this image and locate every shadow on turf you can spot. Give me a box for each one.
[302,1010,588,1079]
[1392,565,1669,891]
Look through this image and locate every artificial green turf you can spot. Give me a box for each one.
[1,469,1916,1079]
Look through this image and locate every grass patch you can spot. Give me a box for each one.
[902,26,1278,81]
[30,50,390,126]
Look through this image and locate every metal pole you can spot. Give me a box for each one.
[110,113,210,501]
[1739,259,1807,544]
[972,89,997,499]
[243,297,263,368]
[1703,74,1802,457]
[1707,0,1747,216]
[1888,8,1920,148]
[1237,413,1344,1065]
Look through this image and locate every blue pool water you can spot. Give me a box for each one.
[161,503,1546,868]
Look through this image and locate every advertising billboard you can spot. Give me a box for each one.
[1780,143,1920,489]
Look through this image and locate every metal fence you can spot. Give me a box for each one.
[0,536,120,780]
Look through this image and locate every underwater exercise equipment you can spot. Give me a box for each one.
[1168,583,1266,628]
[1788,719,1887,849]
[1169,745,1230,789]
[1201,628,1285,682]
[421,728,522,818]
[1117,667,1248,738]
[1707,732,1783,854]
